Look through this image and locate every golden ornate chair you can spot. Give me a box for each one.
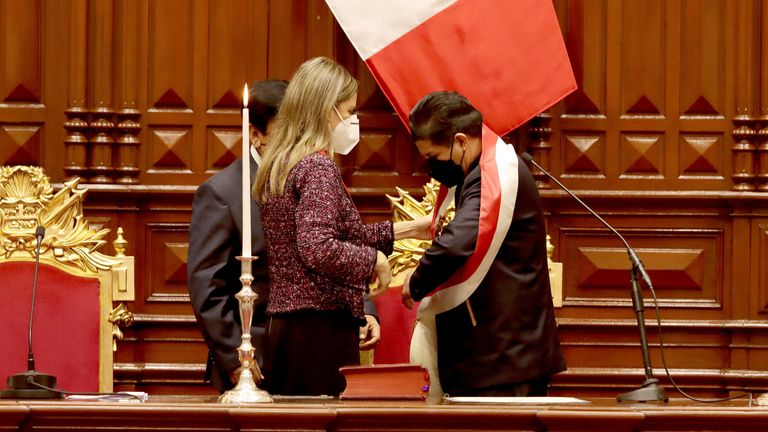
[0,166,134,393]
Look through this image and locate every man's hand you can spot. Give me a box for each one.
[402,270,415,309]
[359,314,381,350]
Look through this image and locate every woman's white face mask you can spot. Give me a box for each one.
[332,106,360,155]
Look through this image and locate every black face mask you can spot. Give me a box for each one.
[426,142,465,187]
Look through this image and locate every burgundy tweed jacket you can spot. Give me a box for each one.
[260,153,393,321]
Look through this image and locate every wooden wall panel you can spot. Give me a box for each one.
[3,0,768,397]
[620,0,666,117]
[679,0,727,118]
[553,0,739,191]
[562,0,606,116]
[0,0,42,166]
[756,220,768,315]
[566,232,724,309]
[147,1,193,111]
[0,0,41,105]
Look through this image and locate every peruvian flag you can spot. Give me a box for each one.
[324,0,576,135]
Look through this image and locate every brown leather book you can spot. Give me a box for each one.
[339,363,430,400]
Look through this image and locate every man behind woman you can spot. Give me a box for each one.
[253,57,430,396]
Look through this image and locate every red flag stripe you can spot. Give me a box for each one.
[364,0,575,135]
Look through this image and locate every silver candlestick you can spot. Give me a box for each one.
[218,256,273,403]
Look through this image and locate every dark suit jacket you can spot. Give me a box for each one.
[409,156,566,395]
[187,156,268,392]
[187,155,378,392]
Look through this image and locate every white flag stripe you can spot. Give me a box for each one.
[325,0,457,60]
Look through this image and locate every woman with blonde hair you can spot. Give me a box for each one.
[254,57,428,396]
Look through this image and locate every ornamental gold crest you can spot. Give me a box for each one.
[0,166,117,274]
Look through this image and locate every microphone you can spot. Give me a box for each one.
[1,225,62,399]
[521,152,668,403]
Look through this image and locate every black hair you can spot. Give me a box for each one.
[248,79,289,135]
[408,91,483,147]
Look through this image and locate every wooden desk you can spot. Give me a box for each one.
[1,396,767,431]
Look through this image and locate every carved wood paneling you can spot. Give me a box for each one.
[619,133,664,178]
[0,125,40,165]
[620,0,666,117]
[759,0,768,190]
[562,132,606,177]
[207,1,249,110]
[757,222,768,314]
[147,127,193,173]
[679,0,727,118]
[148,1,192,111]
[561,0,606,116]
[4,0,768,398]
[0,0,42,167]
[561,227,724,311]
[144,222,192,304]
[114,0,141,184]
[206,128,240,172]
[679,134,725,179]
[554,0,744,191]
[0,0,41,105]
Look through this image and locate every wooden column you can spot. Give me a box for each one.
[757,0,768,192]
[731,0,758,191]
[528,112,553,189]
[63,0,89,180]
[87,0,115,183]
[114,0,141,184]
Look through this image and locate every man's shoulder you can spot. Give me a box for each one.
[204,158,243,191]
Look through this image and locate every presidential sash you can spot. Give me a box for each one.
[410,125,519,397]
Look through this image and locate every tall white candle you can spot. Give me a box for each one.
[241,83,251,257]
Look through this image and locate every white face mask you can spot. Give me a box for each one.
[332,107,360,155]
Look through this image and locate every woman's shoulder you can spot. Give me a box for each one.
[290,152,339,185]
[294,152,337,174]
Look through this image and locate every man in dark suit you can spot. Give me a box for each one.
[187,80,287,392]
[402,91,566,396]
[187,80,382,393]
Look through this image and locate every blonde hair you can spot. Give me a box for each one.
[253,57,357,203]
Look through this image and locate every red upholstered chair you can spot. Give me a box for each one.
[372,288,418,364]
[0,166,134,393]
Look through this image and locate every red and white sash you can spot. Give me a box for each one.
[411,125,519,397]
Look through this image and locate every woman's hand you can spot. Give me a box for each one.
[393,214,433,241]
[369,251,392,298]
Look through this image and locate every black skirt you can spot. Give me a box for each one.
[263,310,360,396]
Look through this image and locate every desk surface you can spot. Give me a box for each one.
[2,396,767,431]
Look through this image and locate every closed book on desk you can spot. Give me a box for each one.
[339,363,429,400]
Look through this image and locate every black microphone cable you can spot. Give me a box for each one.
[27,225,45,372]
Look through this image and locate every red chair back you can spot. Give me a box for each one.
[373,288,418,364]
[0,261,101,392]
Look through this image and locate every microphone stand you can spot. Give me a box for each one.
[521,153,668,403]
[1,226,62,399]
